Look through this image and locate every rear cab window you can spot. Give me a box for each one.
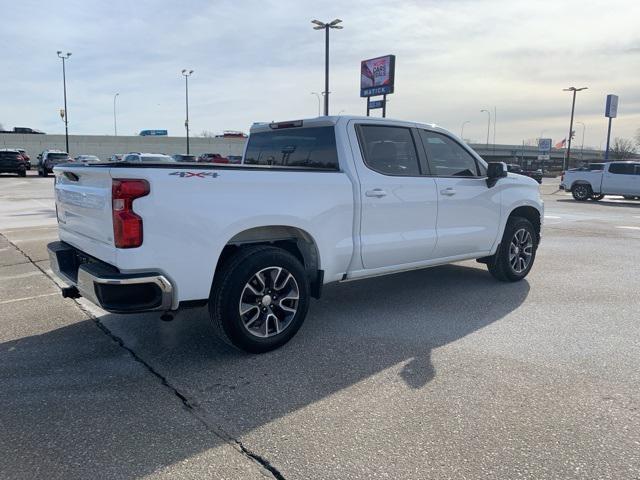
[244,126,339,170]
[609,163,635,175]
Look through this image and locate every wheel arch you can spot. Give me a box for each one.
[214,225,323,298]
[507,205,541,242]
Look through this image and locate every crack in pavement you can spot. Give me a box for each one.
[0,232,286,480]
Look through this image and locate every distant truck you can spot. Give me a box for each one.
[560,161,640,200]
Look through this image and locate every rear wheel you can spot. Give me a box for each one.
[487,217,538,282]
[209,246,310,353]
[18,170,26,177]
[572,184,591,201]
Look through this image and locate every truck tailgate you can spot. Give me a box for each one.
[54,166,116,262]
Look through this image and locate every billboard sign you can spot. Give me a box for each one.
[605,94,618,118]
[360,55,395,97]
[538,138,552,152]
[369,100,385,109]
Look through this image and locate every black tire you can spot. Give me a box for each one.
[487,216,538,282]
[18,170,26,177]
[42,169,48,177]
[209,246,310,353]
[591,194,604,201]
[572,184,591,201]
[37,169,43,177]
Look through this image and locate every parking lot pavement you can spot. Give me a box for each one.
[1,175,639,479]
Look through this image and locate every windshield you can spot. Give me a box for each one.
[141,155,174,163]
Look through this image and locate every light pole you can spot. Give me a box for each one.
[57,51,71,153]
[480,109,491,147]
[311,92,322,116]
[460,120,470,139]
[113,93,119,136]
[182,69,194,154]
[311,19,343,116]
[562,86,587,170]
[575,121,586,161]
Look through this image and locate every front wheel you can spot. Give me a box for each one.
[487,217,538,282]
[209,246,310,353]
[572,184,591,201]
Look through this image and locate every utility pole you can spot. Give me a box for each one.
[182,69,194,154]
[57,51,72,153]
[563,86,587,170]
[311,19,343,115]
[113,93,119,136]
[480,109,491,147]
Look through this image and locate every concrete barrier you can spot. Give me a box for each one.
[0,133,246,160]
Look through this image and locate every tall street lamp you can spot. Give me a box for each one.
[311,92,322,116]
[113,93,119,136]
[480,109,491,147]
[562,86,587,170]
[311,19,343,116]
[182,69,194,154]
[460,120,470,139]
[575,121,586,161]
[57,51,71,153]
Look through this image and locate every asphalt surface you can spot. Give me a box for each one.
[1,170,639,479]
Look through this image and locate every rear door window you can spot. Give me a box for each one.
[244,126,339,170]
[356,125,421,176]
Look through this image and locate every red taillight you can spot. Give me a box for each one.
[112,179,149,248]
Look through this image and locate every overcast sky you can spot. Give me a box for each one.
[1,0,639,147]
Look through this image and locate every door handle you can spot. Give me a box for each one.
[440,187,456,196]
[365,188,387,198]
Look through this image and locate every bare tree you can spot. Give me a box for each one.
[199,130,215,138]
[635,128,640,148]
[611,137,637,160]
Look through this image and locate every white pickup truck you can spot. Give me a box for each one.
[48,116,543,353]
[560,161,640,201]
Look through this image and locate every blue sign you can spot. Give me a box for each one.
[605,94,618,118]
[139,129,168,136]
[369,100,384,109]
[538,138,552,152]
[361,85,392,97]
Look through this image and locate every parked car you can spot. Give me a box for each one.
[16,149,31,169]
[560,161,640,200]
[121,153,175,163]
[109,154,125,162]
[37,150,69,176]
[228,155,243,164]
[0,149,27,177]
[197,153,229,163]
[48,115,543,353]
[74,155,100,164]
[172,154,196,162]
[506,164,542,184]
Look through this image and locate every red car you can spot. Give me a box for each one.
[197,153,229,163]
[17,149,31,169]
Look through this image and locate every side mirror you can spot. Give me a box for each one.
[486,162,507,187]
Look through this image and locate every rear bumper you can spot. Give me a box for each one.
[48,241,173,313]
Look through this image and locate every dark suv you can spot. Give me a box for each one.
[37,150,70,176]
[0,149,27,177]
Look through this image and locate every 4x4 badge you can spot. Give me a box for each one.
[169,171,219,178]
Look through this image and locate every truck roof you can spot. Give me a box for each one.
[249,115,441,135]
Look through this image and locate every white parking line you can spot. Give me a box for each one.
[0,292,58,305]
[616,226,640,231]
[0,271,42,281]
